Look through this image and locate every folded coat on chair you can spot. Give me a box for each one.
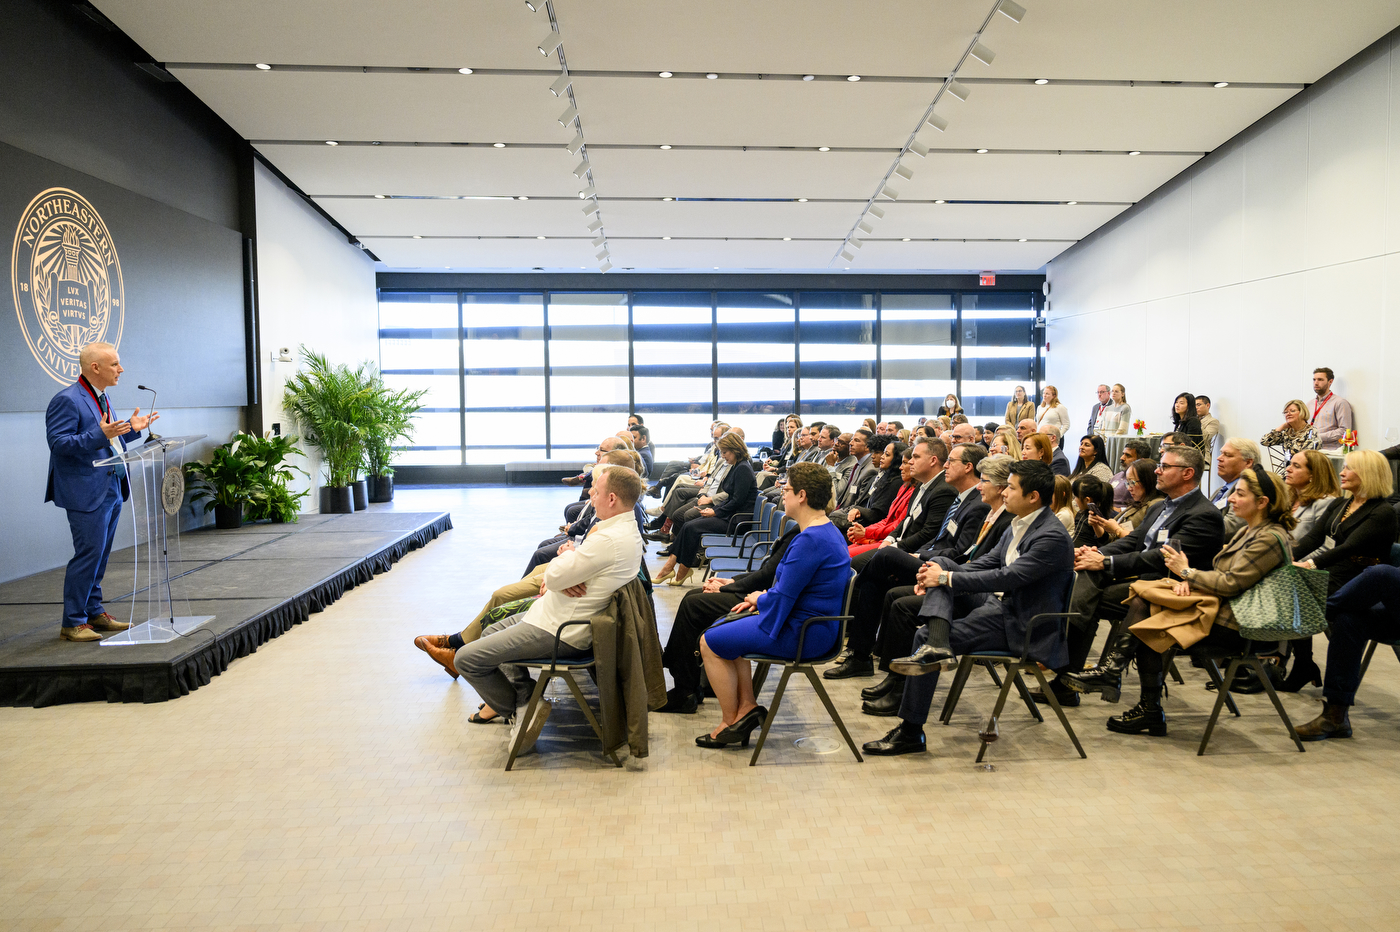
[590,578,666,758]
[1126,578,1221,653]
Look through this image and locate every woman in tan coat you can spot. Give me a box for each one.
[1004,384,1034,426]
[1066,466,1296,736]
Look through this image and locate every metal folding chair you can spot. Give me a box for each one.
[505,619,621,772]
[1197,642,1305,755]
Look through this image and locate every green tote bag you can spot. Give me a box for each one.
[1230,533,1330,642]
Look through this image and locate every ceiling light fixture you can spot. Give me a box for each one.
[579,186,596,199]
[902,237,911,242]
[868,205,885,219]
[538,31,563,56]
[572,160,589,178]
[587,218,603,231]
[550,72,573,96]
[1128,150,1141,156]
[1214,81,1229,88]
[934,199,946,204]
[849,237,863,249]
[325,140,338,146]
[493,142,506,148]
[802,74,815,81]
[524,0,540,10]
[662,236,671,240]
[538,235,547,240]
[946,80,970,101]
[840,249,855,261]
[909,139,929,158]
[254,62,271,70]
[783,237,792,241]
[797,197,808,202]
[458,67,474,75]
[659,144,672,149]
[659,71,673,78]
[558,105,578,126]
[599,261,612,272]
[1066,200,1077,205]
[662,196,674,201]
[926,112,949,133]
[894,162,914,181]
[818,146,830,152]
[582,199,600,215]
[970,42,996,66]
[847,75,861,82]
[858,220,874,234]
[566,133,585,155]
[592,235,605,247]
[880,184,900,200]
[412,235,422,239]
[706,73,718,79]
[373,194,386,199]
[1019,238,1028,242]
[976,148,989,154]
[596,249,609,260]
[1033,78,1048,85]
[997,0,1027,23]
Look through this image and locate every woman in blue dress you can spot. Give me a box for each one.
[697,462,852,748]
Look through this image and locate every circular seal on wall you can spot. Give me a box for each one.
[161,465,185,517]
[10,187,124,385]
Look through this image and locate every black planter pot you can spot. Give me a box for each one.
[213,503,243,529]
[368,474,394,503]
[320,486,355,514]
[352,479,369,511]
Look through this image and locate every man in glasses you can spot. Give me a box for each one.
[1040,445,1225,707]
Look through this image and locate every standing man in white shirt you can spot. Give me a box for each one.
[1310,367,1355,452]
[456,465,645,745]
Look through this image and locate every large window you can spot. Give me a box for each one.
[378,287,1040,465]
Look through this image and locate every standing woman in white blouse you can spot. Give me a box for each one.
[1036,385,1072,446]
[1099,383,1132,435]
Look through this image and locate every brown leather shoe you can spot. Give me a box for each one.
[414,634,459,679]
[88,611,131,632]
[1295,702,1352,741]
[60,624,102,642]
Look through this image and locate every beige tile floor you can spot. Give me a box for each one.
[4,485,1400,932]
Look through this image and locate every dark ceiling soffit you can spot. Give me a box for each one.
[376,272,1045,291]
[250,149,381,262]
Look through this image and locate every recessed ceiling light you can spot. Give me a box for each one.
[1018,238,1027,242]
[373,194,386,199]
[1033,78,1048,85]
[802,74,815,81]
[254,63,271,71]
[706,73,718,80]
[659,144,672,149]
[538,31,563,56]
[493,142,506,148]
[713,267,719,270]
[524,0,539,10]
[783,237,792,241]
[901,237,910,242]
[537,235,546,240]
[659,71,673,78]
[847,75,861,82]
[458,67,474,75]
[1214,81,1229,88]
[662,236,671,240]
[818,146,830,152]
[412,235,422,239]
[797,198,808,202]
[934,199,946,204]
[976,148,989,154]
[518,195,530,200]
[1067,200,1077,205]
[662,196,673,201]
[1128,150,1141,156]
[325,140,338,146]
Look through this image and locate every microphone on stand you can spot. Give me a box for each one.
[136,384,162,442]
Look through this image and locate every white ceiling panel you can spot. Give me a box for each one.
[899,152,1200,203]
[923,84,1299,152]
[602,240,844,271]
[975,0,1400,83]
[573,77,934,148]
[313,197,596,237]
[598,201,858,239]
[876,203,1127,240]
[94,0,546,69]
[583,149,893,199]
[360,237,600,270]
[852,240,1071,272]
[255,144,584,197]
[168,69,568,144]
[553,0,987,75]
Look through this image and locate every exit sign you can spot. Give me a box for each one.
[979,272,996,286]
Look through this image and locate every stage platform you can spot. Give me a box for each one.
[0,511,452,707]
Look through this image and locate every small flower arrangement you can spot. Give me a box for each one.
[1342,429,1358,452]
[1132,419,1146,436]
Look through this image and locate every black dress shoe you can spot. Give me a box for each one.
[862,723,926,756]
[695,706,767,748]
[1107,702,1167,736]
[822,655,874,679]
[861,686,904,717]
[655,687,699,714]
[643,531,672,543]
[1029,680,1081,708]
[861,673,900,701]
[887,645,957,676]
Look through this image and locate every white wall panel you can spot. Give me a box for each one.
[1386,35,1400,256]
[1301,258,1386,437]
[1240,106,1310,281]
[1187,147,1244,293]
[1139,183,1194,303]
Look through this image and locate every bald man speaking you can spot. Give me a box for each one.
[45,342,159,642]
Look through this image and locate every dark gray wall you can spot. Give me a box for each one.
[1,0,250,582]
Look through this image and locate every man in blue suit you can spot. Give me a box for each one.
[45,342,158,642]
[863,460,1073,755]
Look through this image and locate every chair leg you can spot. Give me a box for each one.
[800,667,865,763]
[561,671,622,766]
[505,672,552,772]
[1200,658,1241,717]
[1248,656,1305,753]
[752,661,772,695]
[1358,640,1379,685]
[940,656,976,724]
[1030,665,1086,759]
[1197,658,1242,756]
[1012,669,1044,723]
[976,662,1020,763]
[749,666,794,767]
[984,660,1004,688]
[1167,657,1186,685]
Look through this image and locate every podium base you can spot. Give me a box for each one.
[99,616,217,646]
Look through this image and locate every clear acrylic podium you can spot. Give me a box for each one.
[93,434,214,646]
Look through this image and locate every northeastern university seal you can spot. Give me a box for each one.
[11,187,124,384]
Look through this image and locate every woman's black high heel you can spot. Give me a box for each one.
[1278,657,1322,692]
[695,706,767,748]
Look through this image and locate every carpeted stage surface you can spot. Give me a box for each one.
[0,511,452,707]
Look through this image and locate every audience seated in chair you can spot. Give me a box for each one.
[845,441,907,526]
[1070,475,1118,548]
[1208,438,1261,537]
[1260,399,1317,461]
[653,431,757,587]
[1283,449,1341,542]
[1071,434,1114,483]
[1109,438,1153,507]
[1091,458,1164,541]
[862,460,1073,756]
[695,462,852,749]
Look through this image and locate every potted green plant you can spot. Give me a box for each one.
[281,348,376,514]
[184,437,263,529]
[240,432,310,523]
[364,375,426,503]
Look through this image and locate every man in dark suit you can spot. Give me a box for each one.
[833,429,879,512]
[1088,384,1111,434]
[825,438,963,679]
[1052,443,1225,703]
[45,342,158,642]
[1042,424,1072,476]
[864,460,1073,755]
[862,453,1018,715]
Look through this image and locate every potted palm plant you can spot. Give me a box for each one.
[281,348,376,514]
[240,432,310,523]
[364,375,427,503]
